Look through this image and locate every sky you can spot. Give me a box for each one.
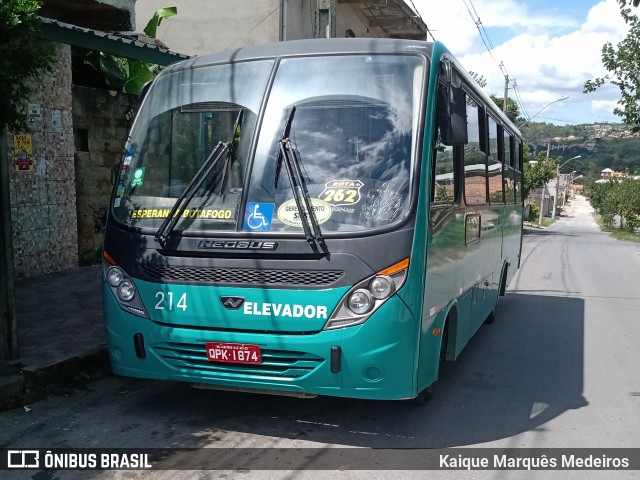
[411,0,631,126]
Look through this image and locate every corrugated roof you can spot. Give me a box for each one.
[340,0,429,40]
[37,16,191,66]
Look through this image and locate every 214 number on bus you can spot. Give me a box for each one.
[154,291,188,311]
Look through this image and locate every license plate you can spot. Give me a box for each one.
[205,342,262,364]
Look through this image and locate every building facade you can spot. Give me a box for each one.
[136,0,428,56]
[6,0,426,279]
[6,43,78,278]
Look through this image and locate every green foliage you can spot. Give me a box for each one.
[519,121,590,142]
[584,2,640,131]
[0,0,55,131]
[523,156,557,198]
[85,7,177,95]
[519,119,640,178]
[527,203,539,222]
[584,179,640,231]
[489,95,520,123]
[435,185,450,202]
[143,7,177,37]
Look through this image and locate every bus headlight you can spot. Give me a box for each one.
[102,253,149,318]
[369,275,394,299]
[107,267,125,287]
[323,258,409,330]
[347,289,374,315]
[117,280,136,302]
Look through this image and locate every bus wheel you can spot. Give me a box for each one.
[407,319,449,405]
[409,385,434,405]
[484,307,496,324]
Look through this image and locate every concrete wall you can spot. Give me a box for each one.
[283,2,380,40]
[281,0,311,40]
[135,0,388,57]
[7,44,78,279]
[135,0,281,56]
[72,87,138,265]
[336,4,380,38]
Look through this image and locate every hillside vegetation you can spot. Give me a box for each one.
[520,122,640,179]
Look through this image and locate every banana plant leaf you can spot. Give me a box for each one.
[143,7,178,38]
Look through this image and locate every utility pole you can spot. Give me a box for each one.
[551,163,559,220]
[538,185,547,226]
[503,75,509,114]
[0,128,19,360]
[538,143,552,224]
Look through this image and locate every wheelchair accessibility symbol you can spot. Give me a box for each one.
[243,203,275,231]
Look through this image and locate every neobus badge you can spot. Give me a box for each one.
[197,240,278,250]
[220,296,245,310]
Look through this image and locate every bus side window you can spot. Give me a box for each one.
[514,140,524,203]
[488,117,503,205]
[503,133,516,204]
[463,96,487,205]
[431,136,456,205]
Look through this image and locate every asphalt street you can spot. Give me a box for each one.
[1,196,639,479]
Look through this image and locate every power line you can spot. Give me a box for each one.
[405,0,436,41]
[461,0,501,67]
[510,78,529,120]
[460,0,532,123]
[533,115,607,125]
[222,0,286,51]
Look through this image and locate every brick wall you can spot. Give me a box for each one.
[72,86,138,265]
[7,43,78,279]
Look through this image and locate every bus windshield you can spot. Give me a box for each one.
[112,54,424,235]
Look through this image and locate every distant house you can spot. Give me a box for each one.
[601,168,628,180]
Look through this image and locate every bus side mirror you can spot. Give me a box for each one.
[438,60,468,146]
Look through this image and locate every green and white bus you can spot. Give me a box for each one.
[103,38,523,401]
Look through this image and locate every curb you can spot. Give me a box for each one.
[0,348,110,412]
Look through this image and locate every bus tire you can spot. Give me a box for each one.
[484,307,496,324]
[409,385,434,405]
[499,263,509,297]
[408,316,449,405]
[486,264,508,325]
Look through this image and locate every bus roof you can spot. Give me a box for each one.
[167,38,436,72]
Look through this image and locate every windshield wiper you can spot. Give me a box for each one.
[154,109,244,247]
[275,107,327,253]
[218,109,244,197]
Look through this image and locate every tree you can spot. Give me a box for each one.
[523,153,557,198]
[490,95,520,123]
[584,1,640,131]
[85,7,177,95]
[584,179,640,230]
[0,0,55,132]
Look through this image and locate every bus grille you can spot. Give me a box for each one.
[142,265,343,286]
[153,342,325,379]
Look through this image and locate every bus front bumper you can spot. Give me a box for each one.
[104,285,419,401]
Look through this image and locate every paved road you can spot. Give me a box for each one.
[1,196,639,479]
